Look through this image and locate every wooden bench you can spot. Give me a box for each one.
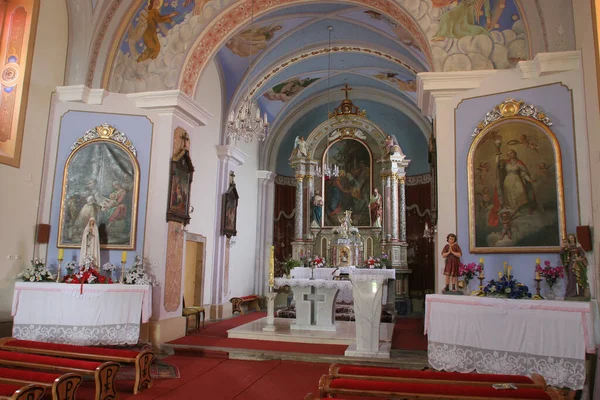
[328,364,546,389]
[0,383,46,400]
[230,295,261,314]
[0,350,119,400]
[0,368,81,400]
[0,338,152,394]
[318,375,566,400]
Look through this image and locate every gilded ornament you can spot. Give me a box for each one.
[472,98,552,138]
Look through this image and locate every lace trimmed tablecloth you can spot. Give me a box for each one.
[424,294,600,390]
[12,282,152,346]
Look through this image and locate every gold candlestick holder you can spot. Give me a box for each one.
[56,258,63,283]
[120,261,126,284]
[533,278,543,300]
[472,275,485,296]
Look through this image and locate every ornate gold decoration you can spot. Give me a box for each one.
[398,176,406,184]
[71,123,138,157]
[295,174,305,182]
[97,124,115,138]
[472,98,552,138]
[328,84,367,119]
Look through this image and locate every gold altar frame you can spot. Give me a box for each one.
[57,125,140,250]
[467,99,566,253]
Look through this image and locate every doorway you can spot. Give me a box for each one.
[184,234,206,308]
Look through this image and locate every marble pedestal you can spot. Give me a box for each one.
[291,285,340,331]
[262,292,278,332]
[345,269,395,358]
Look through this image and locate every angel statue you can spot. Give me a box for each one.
[80,218,101,270]
[292,136,308,158]
[127,0,179,62]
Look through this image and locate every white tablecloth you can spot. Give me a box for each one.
[12,282,152,346]
[424,294,599,390]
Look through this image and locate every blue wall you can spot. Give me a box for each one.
[455,84,578,296]
[275,101,429,176]
[47,111,153,271]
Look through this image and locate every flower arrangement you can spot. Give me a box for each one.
[309,255,326,268]
[63,256,112,284]
[365,257,382,269]
[17,259,55,282]
[124,255,155,286]
[283,258,302,276]
[459,262,481,286]
[483,275,532,299]
[536,261,564,288]
[380,253,389,267]
[65,261,77,275]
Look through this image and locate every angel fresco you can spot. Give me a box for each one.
[373,72,416,92]
[263,77,320,102]
[127,0,179,62]
[225,24,283,58]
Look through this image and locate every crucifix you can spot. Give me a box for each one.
[341,84,352,99]
[180,131,190,150]
[302,288,326,325]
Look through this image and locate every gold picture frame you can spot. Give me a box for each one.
[57,124,140,250]
[467,99,566,253]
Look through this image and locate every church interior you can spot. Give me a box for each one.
[1,0,600,398]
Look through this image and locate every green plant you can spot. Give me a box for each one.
[284,259,302,274]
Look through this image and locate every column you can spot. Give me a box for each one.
[399,176,407,242]
[294,174,304,240]
[385,174,392,240]
[255,171,276,296]
[306,175,314,232]
[380,174,387,235]
[390,174,399,241]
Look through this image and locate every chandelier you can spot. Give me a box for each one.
[225,0,269,143]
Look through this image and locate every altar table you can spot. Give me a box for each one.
[425,294,600,390]
[12,282,152,346]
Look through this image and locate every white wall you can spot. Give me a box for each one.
[190,60,221,305]
[0,1,68,319]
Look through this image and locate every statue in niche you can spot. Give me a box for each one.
[370,188,382,228]
[80,218,101,268]
[311,189,323,228]
[385,135,400,156]
[561,233,590,299]
[291,136,308,158]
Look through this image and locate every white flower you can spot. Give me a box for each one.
[102,262,116,272]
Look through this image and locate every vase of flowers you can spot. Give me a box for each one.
[308,255,325,280]
[458,262,481,294]
[365,256,381,269]
[483,275,532,299]
[63,256,112,285]
[283,259,302,278]
[380,253,390,268]
[17,258,55,282]
[535,261,564,300]
[123,255,155,286]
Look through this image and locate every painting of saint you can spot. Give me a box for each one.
[59,141,139,249]
[263,77,320,102]
[324,139,371,227]
[225,24,283,58]
[468,119,565,252]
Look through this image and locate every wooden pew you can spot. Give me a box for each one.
[328,364,547,389]
[0,350,118,400]
[0,368,81,400]
[318,375,566,400]
[0,338,152,394]
[0,383,45,400]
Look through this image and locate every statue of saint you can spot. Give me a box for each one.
[292,136,308,158]
[310,189,323,227]
[80,218,101,269]
[370,188,382,228]
[561,233,589,298]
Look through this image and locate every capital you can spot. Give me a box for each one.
[295,174,305,182]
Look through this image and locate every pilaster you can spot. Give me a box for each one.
[255,170,276,296]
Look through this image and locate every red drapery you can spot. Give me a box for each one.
[273,183,295,265]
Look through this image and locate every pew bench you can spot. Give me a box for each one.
[0,350,119,400]
[328,364,546,389]
[0,368,82,400]
[0,338,153,394]
[0,383,46,400]
[230,295,261,314]
[318,375,566,400]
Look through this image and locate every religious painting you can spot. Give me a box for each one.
[263,76,320,102]
[0,0,40,167]
[323,138,372,227]
[467,99,566,253]
[58,125,140,249]
[225,24,283,57]
[372,72,416,92]
[221,173,239,238]
[167,149,194,225]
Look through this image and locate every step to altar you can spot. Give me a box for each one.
[227,317,394,345]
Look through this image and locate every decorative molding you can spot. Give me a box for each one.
[472,98,552,138]
[406,204,431,218]
[406,173,431,186]
[517,51,581,79]
[256,170,276,181]
[275,175,296,186]
[70,123,137,157]
[216,145,248,166]
[56,85,106,105]
[275,209,295,221]
[127,90,212,127]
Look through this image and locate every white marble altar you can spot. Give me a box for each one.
[345,269,395,358]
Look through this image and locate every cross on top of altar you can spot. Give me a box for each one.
[338,210,353,238]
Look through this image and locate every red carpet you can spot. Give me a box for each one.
[391,317,428,351]
[197,312,266,338]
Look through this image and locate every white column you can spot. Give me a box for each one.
[294,174,304,240]
[399,176,407,242]
[255,171,276,296]
[390,174,399,241]
[214,146,248,310]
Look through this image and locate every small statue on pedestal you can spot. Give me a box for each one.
[80,218,101,270]
[310,189,323,228]
[442,233,462,294]
[561,233,590,300]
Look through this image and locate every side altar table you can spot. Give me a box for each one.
[425,294,600,390]
[12,282,152,346]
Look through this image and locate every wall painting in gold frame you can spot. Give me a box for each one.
[467,99,566,253]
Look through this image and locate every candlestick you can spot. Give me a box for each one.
[58,248,64,260]
[533,276,543,299]
[56,260,62,283]
[503,262,507,277]
[498,272,503,278]
[535,271,541,280]
[479,257,484,264]
[507,266,512,278]
[535,258,540,265]
[120,261,126,284]
[269,246,275,288]
[121,251,127,263]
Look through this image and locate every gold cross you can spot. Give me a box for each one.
[341,84,352,99]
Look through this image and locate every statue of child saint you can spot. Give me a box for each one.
[561,233,590,299]
[80,217,101,270]
[442,233,462,292]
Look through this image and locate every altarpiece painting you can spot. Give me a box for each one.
[467,99,566,253]
[58,124,140,250]
[323,138,372,227]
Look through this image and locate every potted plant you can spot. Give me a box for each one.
[283,259,302,278]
